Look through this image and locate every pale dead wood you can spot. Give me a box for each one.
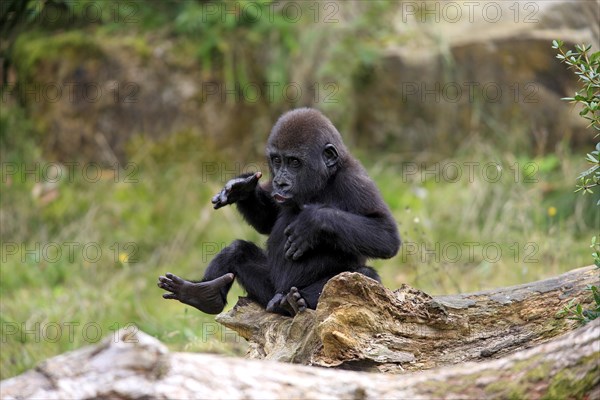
[1,320,597,399]
[2,266,598,399]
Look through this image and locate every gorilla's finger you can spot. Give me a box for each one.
[246,171,262,185]
[163,293,178,299]
[216,191,231,208]
[292,249,303,260]
[158,280,173,291]
[293,243,310,260]
[212,190,226,206]
[284,236,296,251]
[285,244,297,259]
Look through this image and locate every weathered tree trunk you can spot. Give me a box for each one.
[217,265,599,372]
[1,266,598,399]
[1,320,598,399]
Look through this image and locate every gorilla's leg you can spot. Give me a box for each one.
[277,268,381,316]
[296,277,331,310]
[158,240,274,314]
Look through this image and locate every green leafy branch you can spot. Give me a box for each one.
[557,284,600,324]
[552,40,600,203]
[552,40,600,325]
[552,41,600,131]
[592,235,600,269]
[575,143,600,199]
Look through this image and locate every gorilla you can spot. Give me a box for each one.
[158,108,400,316]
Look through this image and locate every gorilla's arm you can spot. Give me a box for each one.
[284,205,400,260]
[212,172,278,234]
[236,184,279,234]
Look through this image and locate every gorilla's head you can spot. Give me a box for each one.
[266,108,349,206]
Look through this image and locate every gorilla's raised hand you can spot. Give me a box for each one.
[283,205,323,260]
[212,172,262,209]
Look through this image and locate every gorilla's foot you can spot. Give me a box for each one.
[280,287,307,316]
[158,273,234,314]
[266,293,286,313]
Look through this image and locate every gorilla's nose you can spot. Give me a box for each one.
[274,180,290,190]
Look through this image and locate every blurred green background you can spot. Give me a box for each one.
[1,0,598,379]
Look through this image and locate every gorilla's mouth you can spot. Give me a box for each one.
[272,193,291,203]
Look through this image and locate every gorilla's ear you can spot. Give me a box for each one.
[323,144,339,168]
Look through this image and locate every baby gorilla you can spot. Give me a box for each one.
[158,108,400,316]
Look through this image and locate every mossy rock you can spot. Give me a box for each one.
[13,30,105,84]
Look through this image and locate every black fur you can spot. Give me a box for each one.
[158,108,400,316]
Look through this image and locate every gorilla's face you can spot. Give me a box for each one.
[267,142,338,207]
[266,108,343,207]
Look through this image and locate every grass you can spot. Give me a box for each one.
[1,116,598,379]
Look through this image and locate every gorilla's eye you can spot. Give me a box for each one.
[271,155,282,166]
[288,158,301,168]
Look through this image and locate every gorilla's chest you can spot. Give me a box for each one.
[266,211,295,257]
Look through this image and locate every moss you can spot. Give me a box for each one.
[484,379,527,399]
[12,30,104,84]
[121,36,152,60]
[98,30,152,61]
[542,354,600,400]
[540,315,570,340]
[421,341,599,399]
[420,370,495,398]
[125,129,220,166]
[482,353,600,400]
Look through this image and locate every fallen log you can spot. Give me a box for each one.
[1,319,598,399]
[217,265,600,372]
[2,266,598,399]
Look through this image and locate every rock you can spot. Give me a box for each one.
[7,1,598,163]
[9,31,271,164]
[354,0,599,155]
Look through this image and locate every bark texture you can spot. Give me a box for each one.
[1,266,598,399]
[218,265,600,372]
[1,320,598,399]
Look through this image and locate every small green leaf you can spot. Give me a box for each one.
[585,153,599,163]
[578,164,599,179]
